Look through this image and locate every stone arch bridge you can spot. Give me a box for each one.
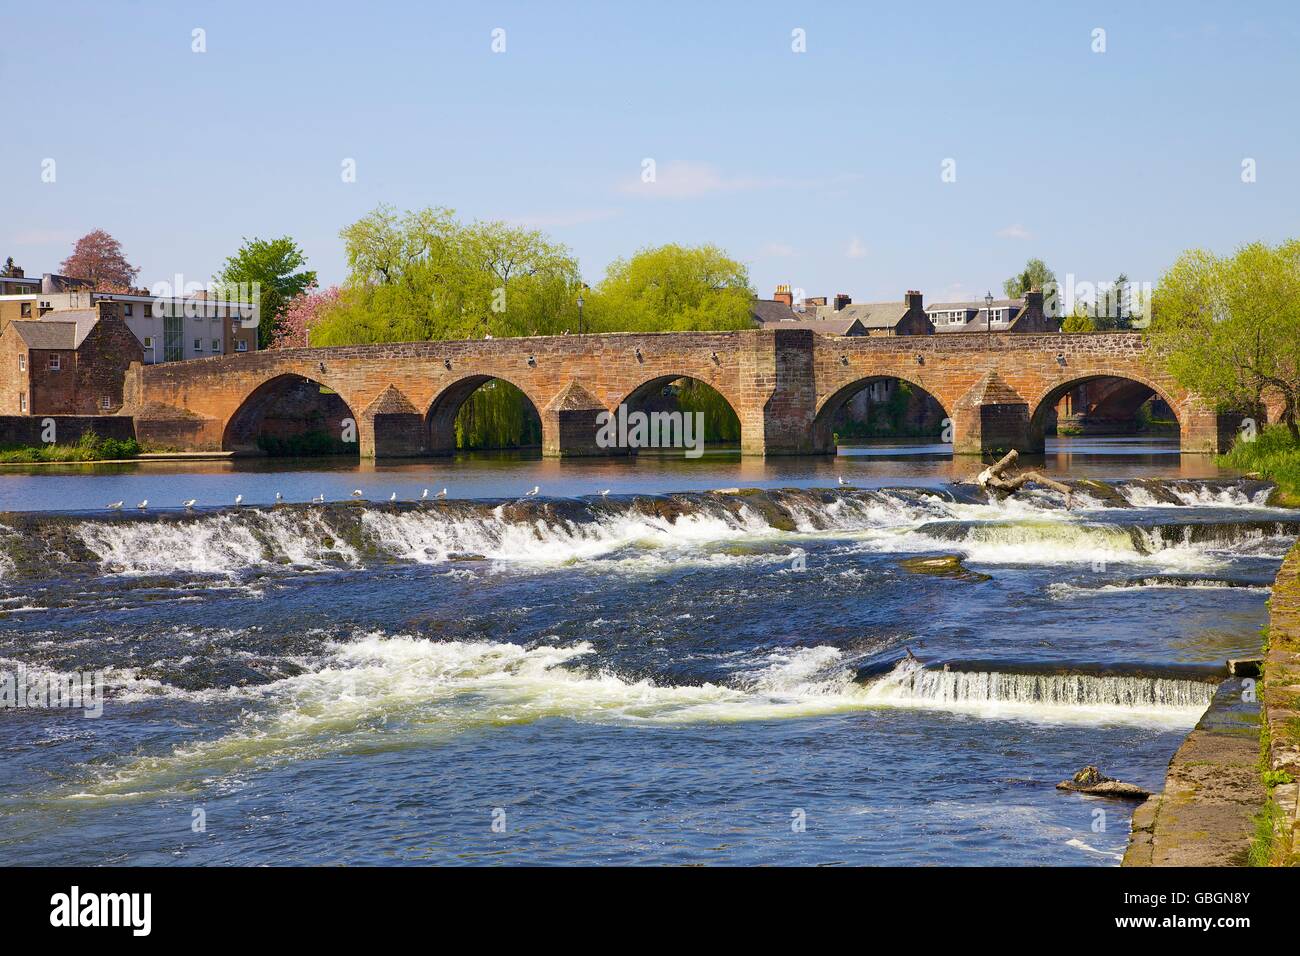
[123,329,1232,458]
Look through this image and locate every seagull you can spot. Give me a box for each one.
[183,499,197,510]
[106,500,123,510]
[389,492,397,502]
[838,476,848,486]
[435,488,447,499]
[234,494,243,506]
[525,486,540,497]
[275,492,283,505]
[420,488,429,500]
[352,489,363,498]
[599,489,611,497]
[312,493,325,504]
[136,500,148,510]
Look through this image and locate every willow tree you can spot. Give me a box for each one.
[1148,240,1300,440]
[584,243,754,331]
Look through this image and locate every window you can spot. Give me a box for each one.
[18,355,25,372]
[194,338,204,352]
[235,340,248,352]
[124,303,133,316]
[19,393,27,412]
[49,354,61,371]
[164,315,184,362]
[142,336,153,349]
[100,396,111,410]
[212,338,221,353]
[20,302,31,317]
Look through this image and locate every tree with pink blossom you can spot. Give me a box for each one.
[272,284,342,348]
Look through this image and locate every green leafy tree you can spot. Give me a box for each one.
[1002,257,1057,300]
[215,237,317,348]
[584,243,754,331]
[1149,240,1300,441]
[309,205,581,346]
[1061,300,1099,333]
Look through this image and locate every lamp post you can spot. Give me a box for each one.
[577,288,585,335]
[984,291,994,346]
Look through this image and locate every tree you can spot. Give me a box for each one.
[1148,240,1300,441]
[2,257,20,277]
[308,205,581,346]
[214,237,316,348]
[1061,300,1099,333]
[272,284,342,348]
[584,243,754,331]
[60,229,140,290]
[1094,272,1131,330]
[1003,257,1057,300]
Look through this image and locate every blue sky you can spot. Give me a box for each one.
[4,0,1298,305]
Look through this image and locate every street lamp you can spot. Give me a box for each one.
[577,286,586,335]
[984,291,994,345]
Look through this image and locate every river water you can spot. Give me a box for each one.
[0,438,1294,865]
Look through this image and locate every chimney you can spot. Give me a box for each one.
[773,283,793,307]
[904,290,923,312]
[834,293,852,312]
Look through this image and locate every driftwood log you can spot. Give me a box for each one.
[976,450,1073,505]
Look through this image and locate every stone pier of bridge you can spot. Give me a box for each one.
[121,328,1231,459]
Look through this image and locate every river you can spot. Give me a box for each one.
[0,437,1294,865]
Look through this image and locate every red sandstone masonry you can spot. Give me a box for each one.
[127,329,1222,458]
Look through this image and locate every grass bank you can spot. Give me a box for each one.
[1218,424,1300,507]
[0,432,140,463]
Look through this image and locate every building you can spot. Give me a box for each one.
[926,290,1058,334]
[0,300,143,415]
[751,286,932,337]
[0,279,258,362]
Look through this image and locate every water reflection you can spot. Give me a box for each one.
[0,437,1235,513]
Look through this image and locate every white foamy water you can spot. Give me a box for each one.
[76,510,359,575]
[862,659,1212,725]
[67,637,1216,800]
[1048,579,1270,599]
[361,504,773,565]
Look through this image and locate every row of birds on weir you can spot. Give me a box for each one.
[105,475,855,510]
[103,485,625,511]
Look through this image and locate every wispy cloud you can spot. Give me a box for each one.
[845,237,868,259]
[619,160,860,200]
[995,223,1033,240]
[8,228,79,246]
[507,208,621,228]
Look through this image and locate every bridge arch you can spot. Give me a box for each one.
[613,374,745,453]
[1028,371,1181,444]
[813,374,951,450]
[222,372,359,455]
[426,374,546,455]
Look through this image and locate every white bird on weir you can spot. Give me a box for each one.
[435,488,447,499]
[183,499,197,509]
[389,492,397,502]
[525,486,540,497]
[599,489,611,497]
[312,493,325,504]
[420,488,429,500]
[275,492,284,505]
[106,500,124,511]
[352,489,364,498]
[234,494,243,506]
[136,500,148,510]
[838,475,848,486]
